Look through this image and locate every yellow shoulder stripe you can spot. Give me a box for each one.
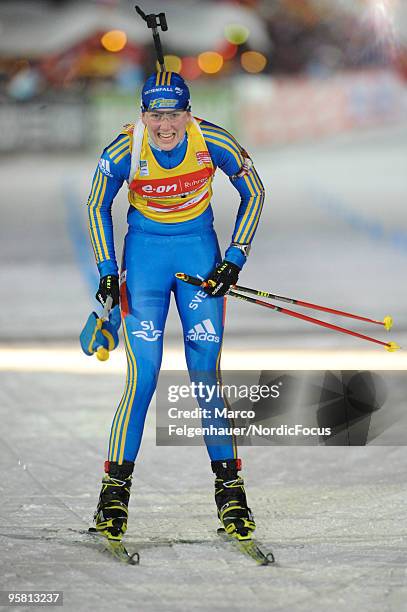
[110,138,131,161]
[106,134,128,154]
[204,136,244,167]
[202,128,244,160]
[113,148,131,165]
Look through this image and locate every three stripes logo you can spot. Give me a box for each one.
[186,319,220,343]
[98,158,113,177]
[131,320,163,342]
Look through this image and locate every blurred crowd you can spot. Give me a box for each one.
[0,0,406,102]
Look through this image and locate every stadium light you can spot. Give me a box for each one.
[156,55,182,73]
[101,30,127,53]
[241,51,267,73]
[198,51,224,74]
[224,24,250,45]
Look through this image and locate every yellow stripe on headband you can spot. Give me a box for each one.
[153,71,172,90]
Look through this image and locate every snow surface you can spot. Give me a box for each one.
[0,371,406,611]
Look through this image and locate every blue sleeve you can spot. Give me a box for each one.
[87,133,131,278]
[200,120,265,269]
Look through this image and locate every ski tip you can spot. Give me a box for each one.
[175,272,186,280]
[130,551,140,565]
[383,316,393,331]
[385,341,400,352]
[257,551,275,565]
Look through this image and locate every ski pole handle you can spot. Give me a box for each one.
[100,295,113,321]
[175,273,216,289]
[95,296,113,361]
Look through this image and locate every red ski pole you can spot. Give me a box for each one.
[175,273,400,352]
[233,285,393,330]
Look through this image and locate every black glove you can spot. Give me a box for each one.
[205,260,240,297]
[96,275,120,308]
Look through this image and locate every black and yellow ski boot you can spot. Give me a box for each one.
[93,460,134,541]
[212,458,256,540]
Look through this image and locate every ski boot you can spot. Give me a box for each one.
[212,458,256,540]
[93,460,134,540]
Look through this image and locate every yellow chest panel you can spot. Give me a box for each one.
[128,119,214,223]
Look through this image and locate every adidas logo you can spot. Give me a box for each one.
[98,158,113,177]
[186,319,220,343]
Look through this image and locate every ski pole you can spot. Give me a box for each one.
[135,5,168,72]
[175,273,400,352]
[95,296,113,362]
[175,273,392,329]
[228,290,399,351]
[232,285,393,330]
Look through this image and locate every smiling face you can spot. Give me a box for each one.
[142,110,191,151]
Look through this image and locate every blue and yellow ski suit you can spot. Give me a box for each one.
[87,116,264,465]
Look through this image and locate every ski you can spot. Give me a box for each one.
[87,527,140,565]
[70,527,273,564]
[217,528,275,566]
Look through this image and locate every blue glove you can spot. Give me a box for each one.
[80,305,121,360]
